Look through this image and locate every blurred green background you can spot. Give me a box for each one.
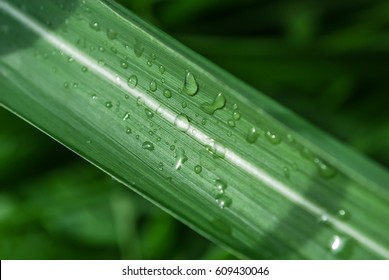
[1,0,388,259]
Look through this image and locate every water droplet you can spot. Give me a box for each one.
[206,141,226,159]
[105,101,113,108]
[300,147,315,160]
[286,134,295,143]
[149,79,157,92]
[134,39,144,57]
[201,118,207,125]
[213,179,227,198]
[174,114,190,132]
[63,82,69,88]
[91,94,97,99]
[216,196,232,209]
[86,139,92,144]
[73,82,78,88]
[151,53,157,60]
[159,65,165,74]
[265,131,281,145]
[163,89,172,98]
[136,97,144,106]
[145,108,154,118]
[233,111,241,120]
[246,127,259,143]
[180,101,187,108]
[169,145,175,151]
[233,103,239,110]
[68,56,74,63]
[120,60,128,69]
[142,141,154,151]
[314,158,337,179]
[201,93,226,114]
[175,148,188,170]
[227,119,235,127]
[98,59,106,66]
[111,47,118,54]
[81,66,88,72]
[158,162,164,171]
[337,209,351,220]
[106,28,117,40]
[194,165,202,174]
[89,21,100,31]
[125,127,132,134]
[127,75,138,88]
[183,71,199,96]
[329,235,352,257]
[161,78,165,84]
[146,60,152,67]
[122,112,130,121]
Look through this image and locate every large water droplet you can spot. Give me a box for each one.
[183,71,199,96]
[149,79,157,92]
[142,141,154,151]
[201,93,226,114]
[175,148,188,170]
[127,75,138,88]
[106,28,117,40]
[265,131,281,145]
[174,113,190,132]
[246,127,259,143]
[134,39,144,57]
[216,196,232,209]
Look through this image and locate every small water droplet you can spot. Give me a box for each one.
[89,21,100,31]
[158,162,164,171]
[81,66,88,72]
[246,127,259,143]
[142,141,154,151]
[286,134,295,143]
[86,139,92,144]
[201,93,226,114]
[106,28,117,40]
[122,112,130,121]
[163,89,172,98]
[105,101,113,108]
[206,141,226,159]
[175,148,188,170]
[194,165,202,174]
[201,118,207,125]
[183,71,199,96]
[151,53,157,60]
[120,60,128,69]
[300,147,315,160]
[127,75,138,88]
[314,158,337,179]
[67,56,74,63]
[181,101,187,108]
[63,82,69,88]
[216,196,232,209]
[265,131,281,145]
[159,65,165,74]
[73,82,78,88]
[174,113,190,132]
[337,209,351,220]
[170,145,175,151]
[149,79,157,92]
[161,78,165,84]
[213,179,227,198]
[227,119,235,127]
[233,103,239,110]
[329,235,352,257]
[145,108,154,118]
[98,59,106,66]
[134,39,144,57]
[233,111,241,120]
[146,60,152,67]
[91,94,97,99]
[125,127,132,134]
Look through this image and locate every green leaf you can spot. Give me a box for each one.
[1,0,388,259]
